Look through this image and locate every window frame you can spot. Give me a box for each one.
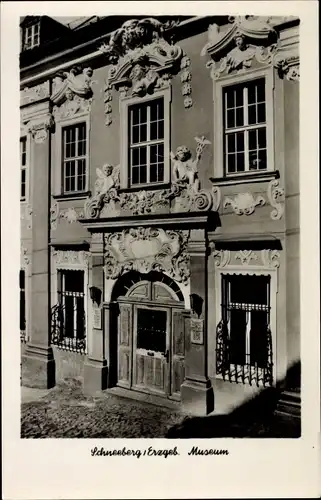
[53,114,90,199]
[214,266,277,386]
[119,86,171,189]
[20,132,31,203]
[213,67,275,181]
[61,122,88,195]
[24,22,40,50]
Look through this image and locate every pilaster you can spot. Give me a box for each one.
[21,106,56,388]
[181,229,214,415]
[84,233,108,393]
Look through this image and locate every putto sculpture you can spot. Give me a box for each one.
[84,164,120,219]
[51,66,93,105]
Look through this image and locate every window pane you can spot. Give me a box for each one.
[137,308,167,353]
[258,127,266,148]
[226,109,235,128]
[235,107,243,127]
[150,101,159,121]
[227,134,235,153]
[230,275,269,305]
[132,125,139,144]
[257,103,266,123]
[150,144,158,164]
[158,120,164,139]
[65,270,84,292]
[229,309,246,365]
[132,108,140,125]
[256,81,265,103]
[227,154,236,173]
[69,176,75,192]
[249,150,259,170]
[76,297,85,339]
[64,296,74,337]
[236,132,244,152]
[258,148,267,170]
[140,104,147,123]
[139,165,147,184]
[225,89,234,108]
[132,148,139,166]
[132,167,139,184]
[236,152,245,172]
[150,164,157,183]
[248,104,257,125]
[248,129,257,151]
[140,124,147,142]
[140,146,147,165]
[150,121,158,140]
[235,87,243,107]
[158,163,164,182]
[21,169,26,198]
[248,83,256,104]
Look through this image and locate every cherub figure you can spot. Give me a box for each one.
[95,164,120,197]
[170,137,211,193]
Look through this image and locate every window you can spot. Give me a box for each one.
[20,270,26,342]
[223,79,267,175]
[20,137,27,201]
[137,308,167,353]
[24,23,40,50]
[62,123,87,194]
[128,98,165,186]
[216,273,273,386]
[51,270,86,353]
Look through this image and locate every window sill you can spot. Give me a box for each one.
[210,170,279,187]
[119,183,171,194]
[53,191,91,202]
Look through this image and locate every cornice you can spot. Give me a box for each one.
[79,211,219,232]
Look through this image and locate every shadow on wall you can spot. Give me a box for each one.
[166,361,301,439]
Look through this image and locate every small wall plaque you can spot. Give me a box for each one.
[93,307,102,330]
[190,317,204,345]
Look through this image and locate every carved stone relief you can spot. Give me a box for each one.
[104,227,190,283]
[267,179,285,220]
[26,113,54,143]
[261,249,280,268]
[99,18,184,123]
[119,190,169,215]
[212,249,231,267]
[180,55,193,108]
[50,202,84,230]
[223,192,266,215]
[20,81,50,106]
[190,318,204,344]
[52,249,90,268]
[235,249,258,265]
[201,15,299,81]
[51,66,94,120]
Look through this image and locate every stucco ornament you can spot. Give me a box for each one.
[267,179,285,220]
[51,66,94,120]
[274,52,300,82]
[104,228,190,283]
[60,207,85,224]
[50,202,59,230]
[21,243,31,268]
[26,113,54,143]
[235,249,258,265]
[261,249,280,268]
[201,16,278,80]
[84,164,120,219]
[212,249,231,268]
[99,18,183,111]
[119,190,169,215]
[224,192,266,215]
[52,249,90,268]
[20,81,50,106]
[179,54,193,108]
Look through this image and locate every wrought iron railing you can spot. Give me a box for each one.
[51,302,86,354]
[216,319,273,387]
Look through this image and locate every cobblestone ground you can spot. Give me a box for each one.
[21,379,184,438]
[21,379,300,439]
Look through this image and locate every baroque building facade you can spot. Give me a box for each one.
[20,15,300,415]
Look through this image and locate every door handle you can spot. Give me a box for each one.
[163,350,169,362]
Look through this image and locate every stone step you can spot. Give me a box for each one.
[275,390,301,419]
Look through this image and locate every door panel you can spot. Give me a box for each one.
[171,309,186,398]
[133,306,169,395]
[118,303,132,388]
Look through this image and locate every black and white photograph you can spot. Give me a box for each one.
[1,2,320,499]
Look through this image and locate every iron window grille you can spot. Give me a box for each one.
[20,270,26,342]
[62,123,87,194]
[216,273,273,387]
[20,137,27,201]
[223,78,267,175]
[24,23,40,50]
[128,98,165,186]
[51,270,86,354]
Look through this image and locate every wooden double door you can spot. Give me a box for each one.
[116,280,186,399]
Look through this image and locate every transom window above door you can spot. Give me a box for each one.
[223,78,267,175]
[128,98,165,186]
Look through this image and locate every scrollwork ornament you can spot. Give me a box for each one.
[224,192,266,215]
[261,249,280,268]
[213,249,231,267]
[212,185,221,211]
[267,179,284,220]
[50,202,59,230]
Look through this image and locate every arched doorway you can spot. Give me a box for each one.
[110,271,187,400]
